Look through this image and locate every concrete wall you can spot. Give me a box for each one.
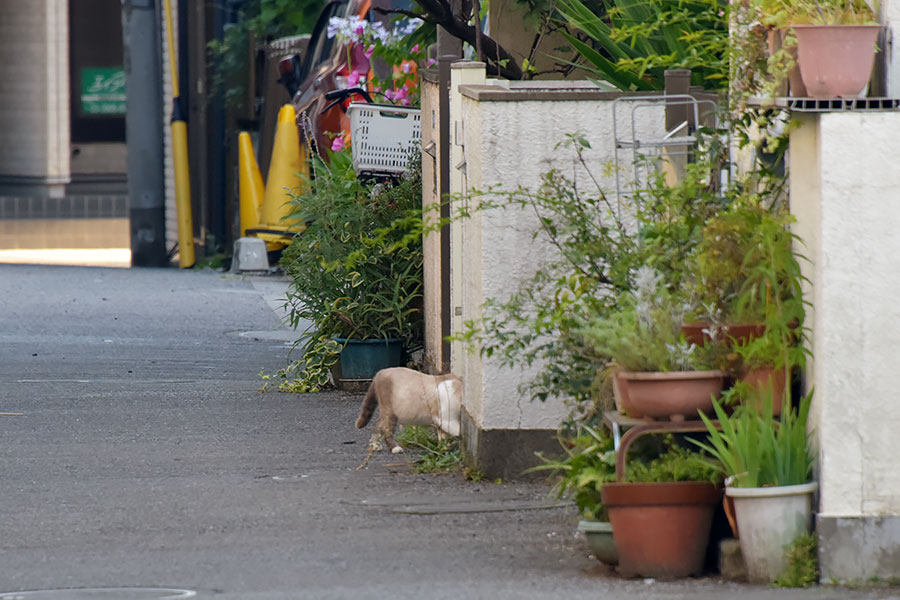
[789,111,900,581]
[420,76,442,374]
[0,0,70,192]
[446,64,666,439]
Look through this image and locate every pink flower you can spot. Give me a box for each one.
[384,89,395,101]
[347,70,361,87]
[364,45,375,59]
[354,24,364,36]
[331,136,345,152]
[411,44,420,53]
[401,97,411,107]
[402,62,412,74]
[426,58,437,67]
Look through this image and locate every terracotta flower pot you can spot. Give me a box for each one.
[740,366,787,416]
[602,482,722,578]
[618,370,725,421]
[792,24,881,98]
[612,371,644,418]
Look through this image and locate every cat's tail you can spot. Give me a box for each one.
[356,382,377,429]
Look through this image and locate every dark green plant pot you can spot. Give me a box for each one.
[578,520,618,565]
[333,337,403,383]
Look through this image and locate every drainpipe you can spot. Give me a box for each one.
[122,0,167,267]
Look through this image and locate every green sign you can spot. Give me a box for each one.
[81,67,126,115]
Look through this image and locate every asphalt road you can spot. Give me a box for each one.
[0,264,896,600]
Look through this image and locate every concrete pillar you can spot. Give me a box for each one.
[789,111,900,582]
[0,0,70,196]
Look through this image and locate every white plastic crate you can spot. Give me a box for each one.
[348,103,421,176]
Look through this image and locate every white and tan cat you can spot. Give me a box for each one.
[356,367,463,454]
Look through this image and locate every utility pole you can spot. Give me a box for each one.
[122,0,167,267]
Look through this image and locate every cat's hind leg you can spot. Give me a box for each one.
[376,413,403,454]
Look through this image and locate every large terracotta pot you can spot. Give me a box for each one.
[602,482,721,578]
[618,370,725,421]
[792,24,881,98]
[612,371,643,418]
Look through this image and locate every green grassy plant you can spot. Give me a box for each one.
[693,389,813,488]
[395,426,463,474]
[775,532,819,587]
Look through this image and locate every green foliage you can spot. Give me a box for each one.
[460,131,735,414]
[625,436,723,485]
[528,425,618,520]
[693,389,814,488]
[208,0,324,109]
[279,150,424,391]
[775,532,819,588]
[578,266,714,373]
[557,0,729,90]
[395,426,463,474]
[758,0,877,26]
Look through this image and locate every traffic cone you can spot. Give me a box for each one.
[238,132,264,237]
[255,104,306,250]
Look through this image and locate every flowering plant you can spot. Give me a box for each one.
[326,15,429,107]
[578,267,713,373]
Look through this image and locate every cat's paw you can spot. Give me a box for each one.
[391,446,405,454]
[368,436,384,452]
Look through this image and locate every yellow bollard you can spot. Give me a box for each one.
[238,132,265,237]
[172,120,194,268]
[254,104,306,250]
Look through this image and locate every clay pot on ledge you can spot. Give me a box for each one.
[617,370,726,422]
[602,482,722,578]
[792,24,882,98]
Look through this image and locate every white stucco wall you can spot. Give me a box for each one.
[448,69,666,431]
[790,111,900,517]
[0,0,70,184]
[887,0,900,97]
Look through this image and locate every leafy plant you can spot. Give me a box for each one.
[459,132,734,415]
[528,425,618,520]
[775,532,819,588]
[208,0,325,109]
[280,149,424,390]
[395,425,463,474]
[625,436,723,485]
[578,266,715,373]
[557,0,730,90]
[757,0,877,26]
[693,389,814,488]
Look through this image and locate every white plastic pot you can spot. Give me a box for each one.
[726,482,817,583]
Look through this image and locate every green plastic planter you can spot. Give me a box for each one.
[333,337,403,381]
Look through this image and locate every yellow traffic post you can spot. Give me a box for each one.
[238,132,265,237]
[163,0,195,268]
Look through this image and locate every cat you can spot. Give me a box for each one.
[355,367,463,454]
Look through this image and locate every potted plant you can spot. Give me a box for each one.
[530,426,619,565]
[282,149,424,390]
[580,267,725,421]
[693,391,816,583]
[601,436,724,578]
[758,0,880,98]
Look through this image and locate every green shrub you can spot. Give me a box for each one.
[280,150,424,390]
